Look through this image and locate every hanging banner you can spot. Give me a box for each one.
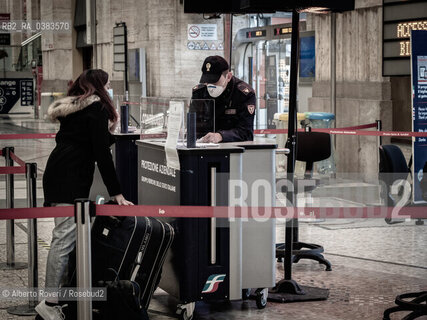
[411,30,427,203]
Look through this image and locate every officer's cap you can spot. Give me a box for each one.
[200,56,229,84]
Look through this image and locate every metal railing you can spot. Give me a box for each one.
[0,147,27,270]
[0,147,39,315]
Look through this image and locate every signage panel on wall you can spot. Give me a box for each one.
[0,78,34,114]
[383,0,427,76]
[187,24,217,41]
[299,35,315,81]
[411,30,427,203]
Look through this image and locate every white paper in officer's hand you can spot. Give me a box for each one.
[196,142,220,148]
[165,101,184,170]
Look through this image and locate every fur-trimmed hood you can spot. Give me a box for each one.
[46,95,101,121]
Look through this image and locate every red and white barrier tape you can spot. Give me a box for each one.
[0,133,56,140]
[0,122,425,139]
[255,122,378,135]
[119,102,141,105]
[9,151,26,167]
[0,132,166,140]
[96,205,427,219]
[324,129,427,137]
[140,133,167,139]
[0,206,73,220]
[0,132,168,140]
[0,151,26,175]
[0,205,426,220]
[327,129,427,138]
[336,122,378,130]
[0,166,26,175]
[255,128,427,137]
[138,101,170,107]
[122,101,171,107]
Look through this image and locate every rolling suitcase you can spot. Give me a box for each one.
[91,215,175,309]
[65,214,174,318]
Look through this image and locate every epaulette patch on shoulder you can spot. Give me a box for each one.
[237,82,253,95]
[192,83,206,91]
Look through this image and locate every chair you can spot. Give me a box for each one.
[379,145,424,225]
[379,145,410,224]
[383,292,427,320]
[380,145,426,319]
[276,131,332,271]
[379,144,409,224]
[379,145,409,175]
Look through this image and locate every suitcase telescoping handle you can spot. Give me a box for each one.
[130,251,143,281]
[210,167,217,265]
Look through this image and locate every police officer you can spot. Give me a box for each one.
[192,55,256,143]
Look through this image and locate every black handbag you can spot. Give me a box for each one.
[98,278,149,320]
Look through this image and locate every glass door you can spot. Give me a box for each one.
[234,38,292,129]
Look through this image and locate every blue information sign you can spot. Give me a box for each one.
[411,30,427,203]
[0,78,34,114]
[299,35,315,80]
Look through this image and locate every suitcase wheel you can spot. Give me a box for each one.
[176,308,191,320]
[176,303,195,320]
[255,288,268,309]
[242,288,251,300]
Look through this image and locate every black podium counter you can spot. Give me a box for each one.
[113,133,140,204]
[136,140,244,308]
[89,133,140,204]
[136,139,277,317]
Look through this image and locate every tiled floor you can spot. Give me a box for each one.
[0,116,426,319]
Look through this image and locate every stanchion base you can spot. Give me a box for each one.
[7,304,37,316]
[268,280,329,303]
[276,242,333,271]
[0,262,27,270]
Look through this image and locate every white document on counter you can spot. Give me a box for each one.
[165,100,184,170]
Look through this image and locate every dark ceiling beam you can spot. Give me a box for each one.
[184,0,355,14]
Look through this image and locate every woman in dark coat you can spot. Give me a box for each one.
[36,69,132,320]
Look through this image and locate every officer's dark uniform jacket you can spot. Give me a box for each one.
[191,76,256,142]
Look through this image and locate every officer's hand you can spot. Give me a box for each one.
[200,132,222,143]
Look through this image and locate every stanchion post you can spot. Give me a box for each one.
[75,199,93,320]
[376,120,382,168]
[5,147,14,265]
[7,163,39,316]
[27,163,38,308]
[0,147,27,271]
[376,120,382,146]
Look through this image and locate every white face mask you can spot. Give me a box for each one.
[107,88,114,101]
[207,84,225,98]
